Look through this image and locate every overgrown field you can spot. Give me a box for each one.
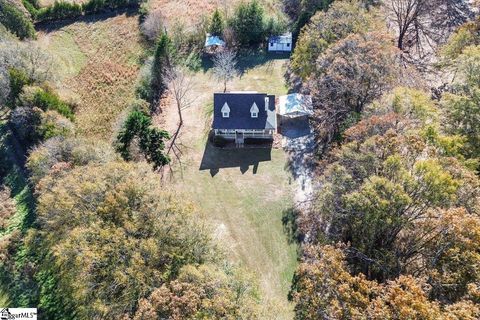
[150,0,284,28]
[36,12,143,139]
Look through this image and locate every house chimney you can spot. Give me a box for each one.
[265,97,269,111]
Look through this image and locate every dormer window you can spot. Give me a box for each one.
[250,102,259,118]
[221,102,230,118]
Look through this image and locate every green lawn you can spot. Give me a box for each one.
[166,56,298,318]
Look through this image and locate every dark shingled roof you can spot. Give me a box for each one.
[212,92,276,130]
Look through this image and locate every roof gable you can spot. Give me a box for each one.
[212,93,276,130]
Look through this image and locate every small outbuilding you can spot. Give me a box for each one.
[268,32,292,52]
[278,93,313,118]
[205,34,226,53]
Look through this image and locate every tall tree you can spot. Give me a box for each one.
[387,0,474,60]
[209,8,225,36]
[229,0,265,46]
[308,32,398,150]
[151,33,171,106]
[116,108,170,170]
[290,0,374,80]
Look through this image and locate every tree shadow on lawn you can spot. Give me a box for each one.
[282,207,304,247]
[199,141,273,177]
[201,49,290,75]
[35,7,139,32]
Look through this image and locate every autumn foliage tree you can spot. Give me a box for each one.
[128,264,263,320]
[31,161,213,318]
[308,31,398,149]
[290,0,376,80]
[292,87,480,318]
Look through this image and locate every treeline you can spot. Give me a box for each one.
[24,0,143,22]
[206,0,287,47]
[288,1,480,319]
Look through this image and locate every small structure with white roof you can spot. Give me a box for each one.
[278,93,313,118]
[268,32,292,52]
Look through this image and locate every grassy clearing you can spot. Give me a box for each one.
[36,13,144,140]
[162,56,297,318]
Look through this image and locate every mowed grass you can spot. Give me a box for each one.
[36,13,144,140]
[163,56,298,319]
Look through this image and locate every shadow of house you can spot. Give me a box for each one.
[199,141,272,176]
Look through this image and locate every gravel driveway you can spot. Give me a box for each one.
[280,117,316,208]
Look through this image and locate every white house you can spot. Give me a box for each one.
[268,32,292,52]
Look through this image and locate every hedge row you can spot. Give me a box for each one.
[24,0,143,22]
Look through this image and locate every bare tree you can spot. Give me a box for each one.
[164,66,195,167]
[141,10,165,42]
[387,0,474,61]
[212,50,239,92]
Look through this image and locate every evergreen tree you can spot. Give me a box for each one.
[150,33,170,101]
[209,9,224,36]
[229,0,265,46]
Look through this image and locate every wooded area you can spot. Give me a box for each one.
[0,0,479,319]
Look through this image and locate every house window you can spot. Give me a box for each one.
[270,42,274,46]
[250,102,259,118]
[221,102,230,118]
[286,43,290,47]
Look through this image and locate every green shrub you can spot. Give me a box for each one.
[22,0,39,19]
[83,0,141,13]
[0,1,36,39]
[39,110,75,139]
[31,88,75,120]
[82,0,106,14]
[8,68,32,107]
[36,1,82,22]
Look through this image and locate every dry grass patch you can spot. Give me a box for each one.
[149,0,283,29]
[37,13,144,140]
